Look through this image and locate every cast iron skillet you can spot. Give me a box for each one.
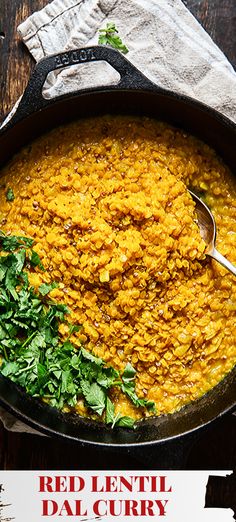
[0,45,235,446]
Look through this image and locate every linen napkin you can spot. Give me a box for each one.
[1,0,236,434]
[16,0,236,121]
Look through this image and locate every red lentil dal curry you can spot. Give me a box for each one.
[0,115,235,421]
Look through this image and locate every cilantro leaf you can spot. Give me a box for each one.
[105,396,115,424]
[80,381,106,416]
[68,324,82,337]
[98,23,128,54]
[38,281,59,296]
[6,188,15,202]
[80,347,103,366]
[96,366,119,388]
[121,363,156,412]
[122,362,136,382]
[1,361,19,377]
[104,399,135,429]
[116,416,136,428]
[0,232,33,251]
[29,249,44,270]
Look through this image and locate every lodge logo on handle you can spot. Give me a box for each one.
[54,48,96,68]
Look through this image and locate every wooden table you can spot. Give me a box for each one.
[0,0,236,470]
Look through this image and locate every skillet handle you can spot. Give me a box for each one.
[4,45,155,127]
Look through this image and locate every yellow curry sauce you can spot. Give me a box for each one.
[0,115,235,420]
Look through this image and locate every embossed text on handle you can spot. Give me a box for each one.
[54,48,96,68]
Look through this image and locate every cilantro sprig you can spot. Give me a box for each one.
[0,232,155,428]
[6,188,15,202]
[98,23,128,54]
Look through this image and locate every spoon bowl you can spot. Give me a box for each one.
[189,190,236,276]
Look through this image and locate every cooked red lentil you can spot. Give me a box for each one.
[0,115,235,420]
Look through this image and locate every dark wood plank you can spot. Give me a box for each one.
[184,0,236,67]
[0,0,48,121]
[4,431,142,470]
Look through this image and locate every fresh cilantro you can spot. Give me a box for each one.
[80,347,103,366]
[0,232,33,251]
[105,396,115,424]
[68,324,82,337]
[0,234,156,428]
[38,281,59,296]
[121,363,156,412]
[105,399,136,429]
[6,188,15,202]
[122,362,136,382]
[98,23,128,54]
[29,249,44,270]
[80,381,106,416]
[96,366,120,388]
[115,416,136,429]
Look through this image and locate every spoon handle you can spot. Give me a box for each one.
[211,247,236,276]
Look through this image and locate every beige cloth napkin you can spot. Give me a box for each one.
[1,0,236,433]
[16,0,236,121]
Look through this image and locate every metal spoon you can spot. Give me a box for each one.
[189,190,236,276]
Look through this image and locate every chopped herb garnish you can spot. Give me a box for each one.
[0,232,33,251]
[105,396,115,424]
[6,188,15,202]
[121,362,156,411]
[38,281,59,296]
[98,23,128,54]
[68,324,82,337]
[0,233,156,428]
[115,416,136,429]
[29,249,45,270]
